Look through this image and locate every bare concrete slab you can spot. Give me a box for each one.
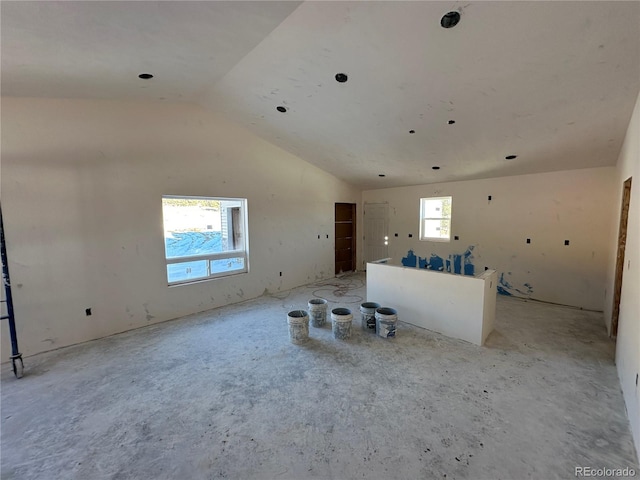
[1,273,637,479]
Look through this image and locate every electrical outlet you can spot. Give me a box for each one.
[85,308,92,316]
[279,272,282,277]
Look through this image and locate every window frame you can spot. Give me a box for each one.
[419,196,452,242]
[162,195,249,286]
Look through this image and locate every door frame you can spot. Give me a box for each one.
[334,203,356,274]
[363,202,389,268]
[611,176,632,338]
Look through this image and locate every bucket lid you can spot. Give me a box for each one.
[288,310,308,318]
[361,302,380,309]
[376,307,397,316]
[331,307,351,316]
[308,298,328,305]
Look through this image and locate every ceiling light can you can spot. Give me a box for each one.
[441,11,461,29]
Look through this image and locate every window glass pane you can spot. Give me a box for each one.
[422,198,451,219]
[422,219,451,239]
[167,260,208,283]
[163,198,246,259]
[165,231,223,259]
[210,257,245,275]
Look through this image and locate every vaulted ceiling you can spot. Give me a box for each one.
[2,1,639,189]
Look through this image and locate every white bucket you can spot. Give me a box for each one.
[360,302,380,332]
[331,308,353,340]
[375,307,397,338]
[287,310,309,344]
[308,298,328,328]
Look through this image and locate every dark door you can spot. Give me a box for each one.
[335,203,356,274]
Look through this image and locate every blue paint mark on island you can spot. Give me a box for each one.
[418,256,428,269]
[401,250,417,267]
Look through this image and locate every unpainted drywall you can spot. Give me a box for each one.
[605,90,640,460]
[362,167,617,311]
[367,262,496,345]
[0,98,360,357]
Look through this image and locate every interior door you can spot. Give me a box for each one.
[364,203,389,268]
[335,203,356,274]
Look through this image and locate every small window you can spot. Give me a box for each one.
[420,196,452,241]
[162,196,249,285]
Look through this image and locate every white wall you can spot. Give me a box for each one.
[605,90,640,460]
[0,97,360,357]
[367,263,496,345]
[363,167,617,311]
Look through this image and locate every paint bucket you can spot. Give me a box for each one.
[308,298,328,328]
[375,307,398,338]
[331,308,353,340]
[287,310,309,345]
[360,302,380,332]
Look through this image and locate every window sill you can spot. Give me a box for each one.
[168,270,248,287]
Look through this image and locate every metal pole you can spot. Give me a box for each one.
[0,204,23,378]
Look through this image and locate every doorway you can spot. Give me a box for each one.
[364,203,389,268]
[611,177,632,338]
[335,203,356,274]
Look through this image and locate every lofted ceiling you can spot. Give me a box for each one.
[2,1,639,189]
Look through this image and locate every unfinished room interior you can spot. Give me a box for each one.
[1,1,639,479]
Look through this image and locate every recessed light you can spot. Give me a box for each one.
[505,155,518,160]
[441,11,461,29]
[378,174,386,177]
[409,130,415,134]
[448,120,456,125]
[276,106,287,113]
[335,73,348,83]
[138,73,154,79]
[432,166,441,170]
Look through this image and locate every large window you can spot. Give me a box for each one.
[162,196,248,285]
[420,196,452,241]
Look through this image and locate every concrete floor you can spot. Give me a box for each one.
[1,273,637,480]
